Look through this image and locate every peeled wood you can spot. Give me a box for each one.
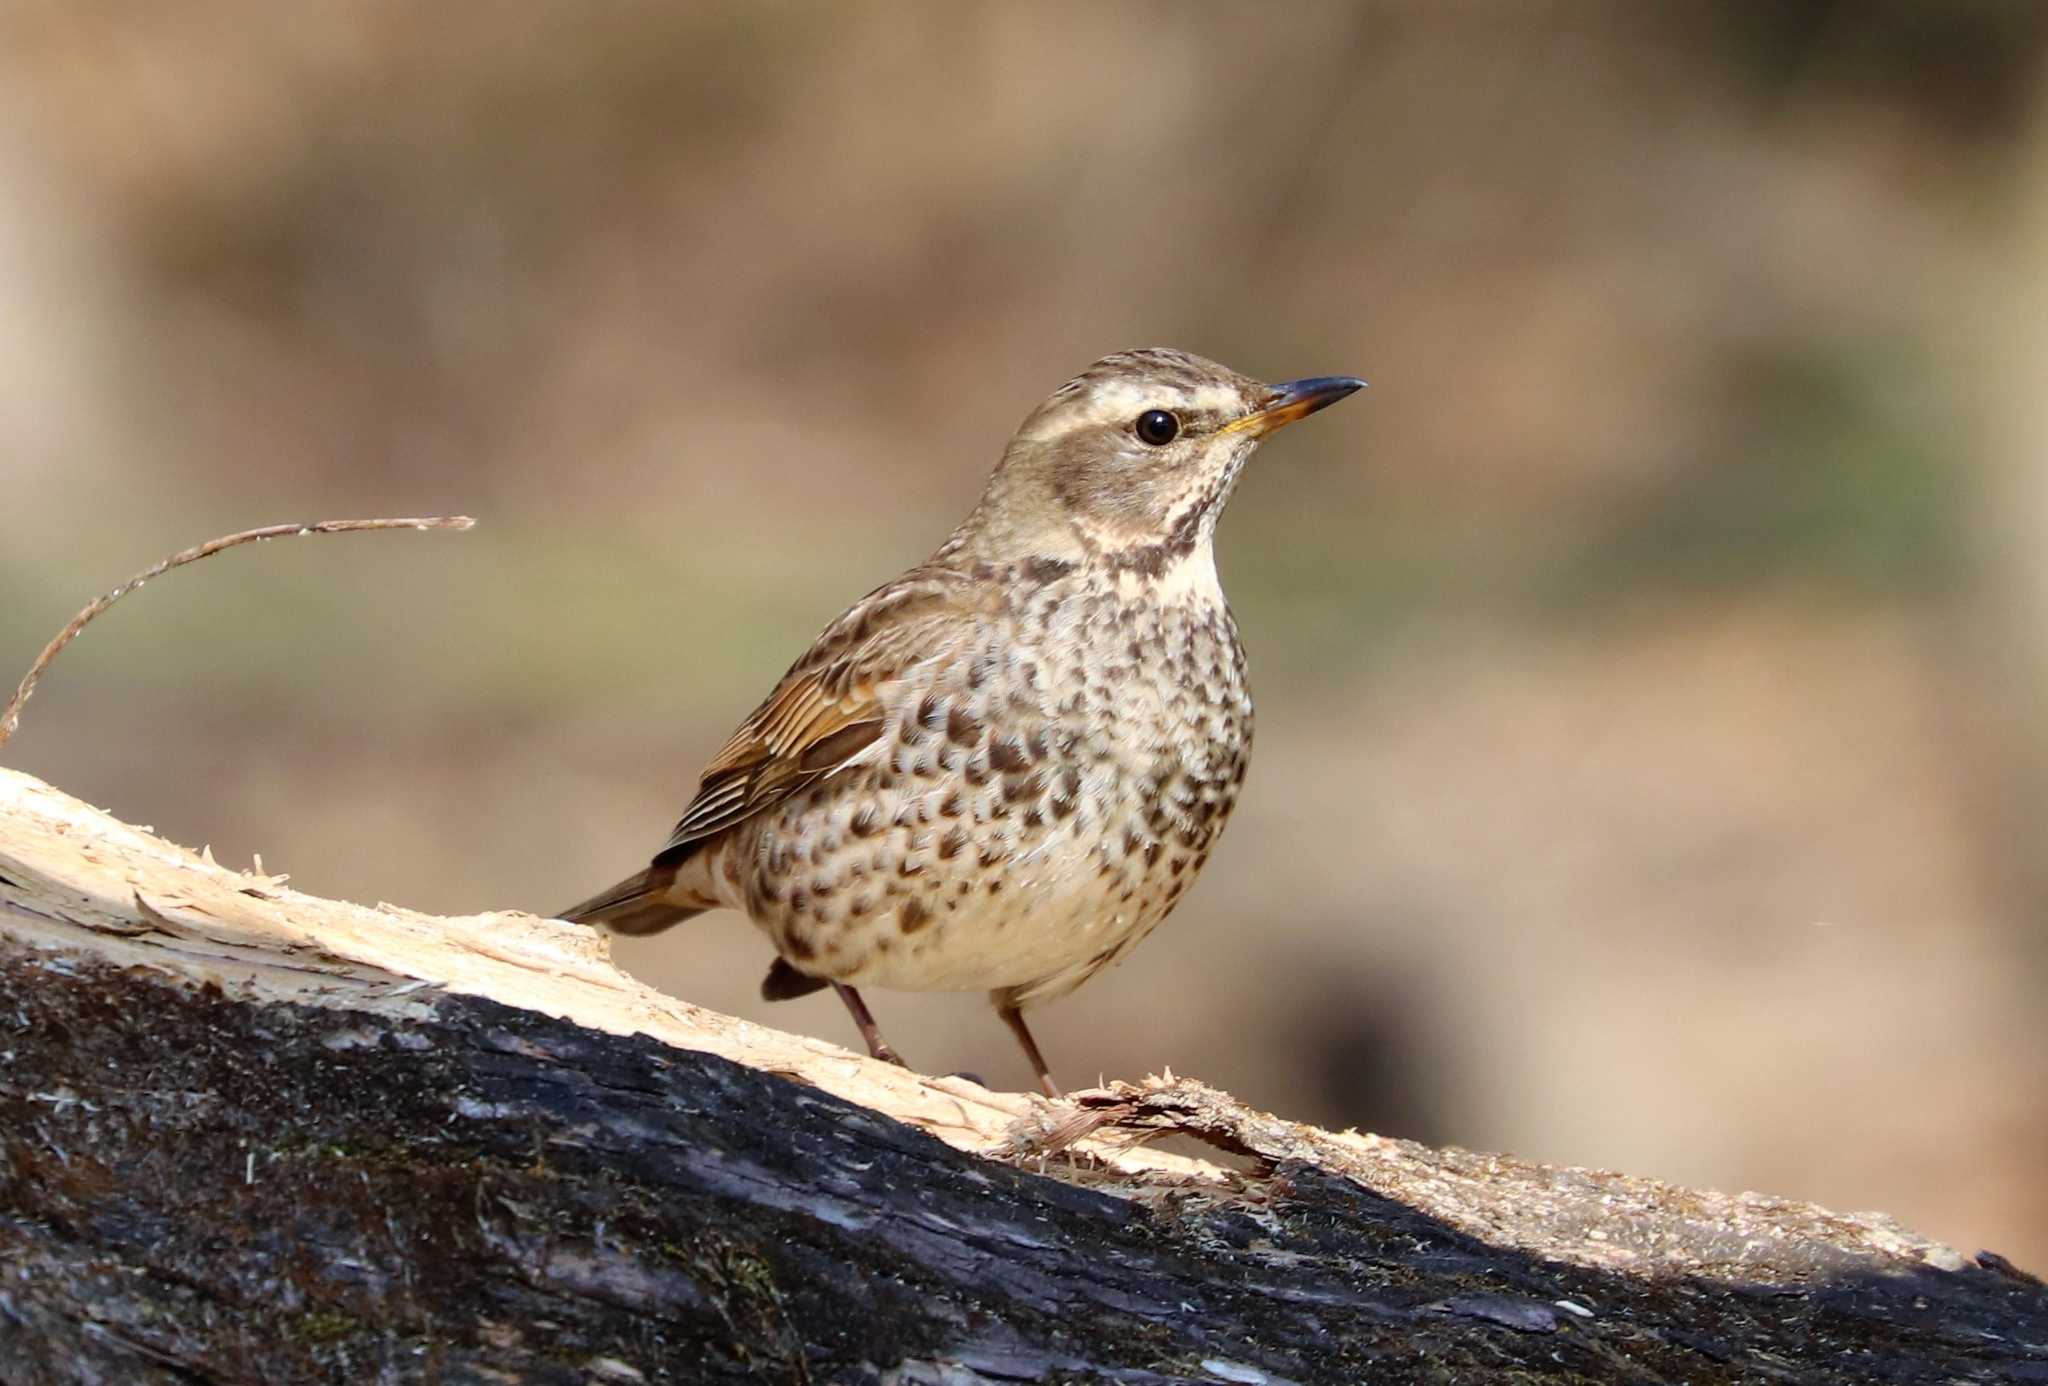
[0,766,2041,1384]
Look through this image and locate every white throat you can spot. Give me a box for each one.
[1117,543,1225,607]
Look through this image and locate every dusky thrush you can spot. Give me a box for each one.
[560,349,1363,1095]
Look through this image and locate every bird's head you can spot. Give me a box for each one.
[955,348,1364,571]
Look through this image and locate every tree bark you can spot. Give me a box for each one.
[1,766,2042,1384]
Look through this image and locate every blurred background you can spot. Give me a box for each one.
[4,1,2047,1266]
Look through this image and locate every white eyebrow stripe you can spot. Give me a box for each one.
[1061,380,1252,427]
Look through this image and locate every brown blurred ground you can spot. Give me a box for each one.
[4,1,2047,1264]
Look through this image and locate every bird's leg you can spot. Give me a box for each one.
[998,1002,1062,1099]
[831,983,906,1067]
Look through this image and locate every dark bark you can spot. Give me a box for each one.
[1,950,2044,1386]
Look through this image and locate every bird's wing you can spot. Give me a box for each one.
[655,567,984,859]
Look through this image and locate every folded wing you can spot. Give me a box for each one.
[654,567,983,863]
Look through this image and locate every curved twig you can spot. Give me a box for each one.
[0,516,476,752]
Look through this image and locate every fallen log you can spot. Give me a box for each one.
[1,766,2042,1384]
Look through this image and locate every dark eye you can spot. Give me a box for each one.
[1134,409,1180,446]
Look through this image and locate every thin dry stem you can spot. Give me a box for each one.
[0,516,476,752]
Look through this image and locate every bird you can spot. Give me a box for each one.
[559,348,1364,1097]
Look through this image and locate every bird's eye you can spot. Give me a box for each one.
[1134,409,1180,446]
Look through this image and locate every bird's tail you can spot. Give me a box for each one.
[556,862,708,936]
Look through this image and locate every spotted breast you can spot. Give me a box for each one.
[705,546,1251,1008]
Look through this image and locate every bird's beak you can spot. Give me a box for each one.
[1224,375,1368,437]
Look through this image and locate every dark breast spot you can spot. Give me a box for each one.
[1023,555,1076,584]
[1001,771,1044,806]
[989,738,1031,773]
[946,705,983,747]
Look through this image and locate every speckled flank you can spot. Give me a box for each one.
[714,549,1250,1006]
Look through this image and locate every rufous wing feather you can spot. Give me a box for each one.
[652,568,982,863]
